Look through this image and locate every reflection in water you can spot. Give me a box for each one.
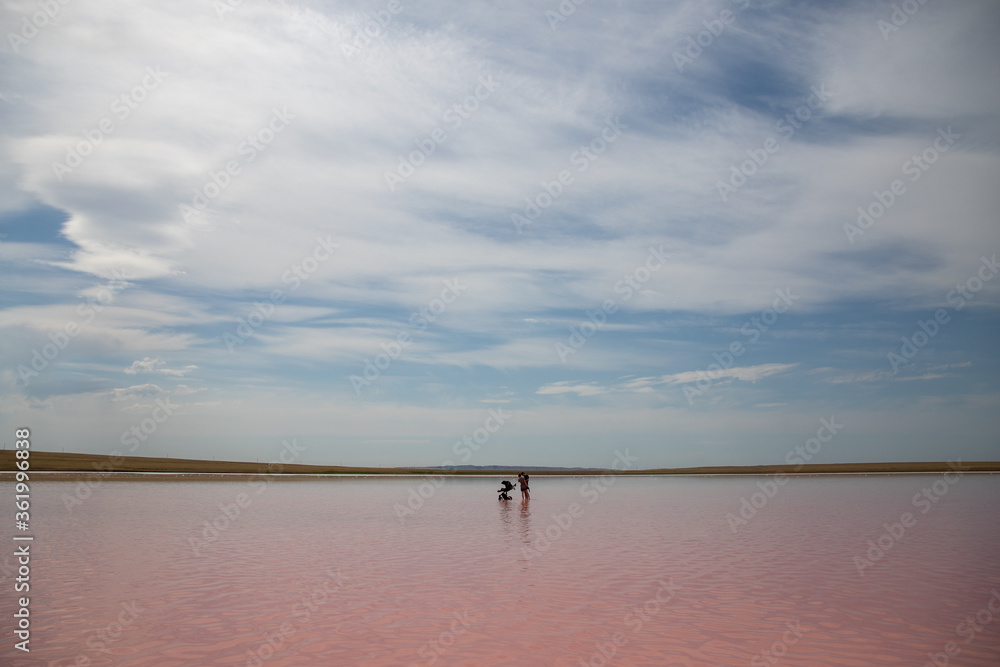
[2,476,998,666]
[518,496,532,551]
[497,494,513,542]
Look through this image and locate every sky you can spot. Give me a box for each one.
[1,0,998,469]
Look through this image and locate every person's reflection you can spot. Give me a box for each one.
[518,494,531,548]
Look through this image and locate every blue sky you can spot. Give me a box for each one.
[1,0,998,468]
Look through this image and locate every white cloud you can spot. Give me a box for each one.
[825,370,893,384]
[108,384,163,401]
[124,357,162,374]
[536,381,608,397]
[895,373,946,382]
[125,357,198,376]
[656,363,801,386]
[538,363,799,399]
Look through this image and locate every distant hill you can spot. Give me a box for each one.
[1,450,998,478]
[427,465,598,471]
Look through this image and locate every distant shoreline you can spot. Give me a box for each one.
[1,450,997,481]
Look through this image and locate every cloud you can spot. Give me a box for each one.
[124,357,197,376]
[159,366,198,376]
[655,363,801,386]
[536,382,608,397]
[928,362,971,371]
[825,370,893,384]
[824,362,971,385]
[5,0,995,338]
[124,358,162,374]
[538,363,799,399]
[108,384,164,401]
[895,373,946,382]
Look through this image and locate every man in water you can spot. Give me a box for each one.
[518,472,530,500]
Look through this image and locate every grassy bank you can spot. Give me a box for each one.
[1,450,997,479]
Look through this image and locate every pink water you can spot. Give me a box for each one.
[2,475,999,666]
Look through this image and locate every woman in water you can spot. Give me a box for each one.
[518,472,530,500]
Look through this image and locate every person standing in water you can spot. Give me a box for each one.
[518,472,530,500]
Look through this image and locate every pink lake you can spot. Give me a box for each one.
[2,474,999,666]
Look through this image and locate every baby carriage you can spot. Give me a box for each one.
[497,480,514,500]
